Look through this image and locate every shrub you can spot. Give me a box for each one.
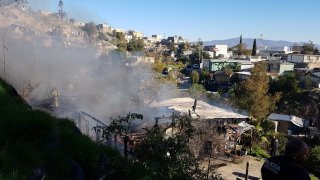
[191,70,199,84]
[306,146,320,177]
[274,133,288,153]
[251,145,270,159]
[152,60,165,73]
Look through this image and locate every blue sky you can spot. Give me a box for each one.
[29,0,320,43]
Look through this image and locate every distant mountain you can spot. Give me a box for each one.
[203,37,310,48]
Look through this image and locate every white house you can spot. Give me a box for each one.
[151,35,163,42]
[204,45,229,58]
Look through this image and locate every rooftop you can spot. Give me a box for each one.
[150,97,248,120]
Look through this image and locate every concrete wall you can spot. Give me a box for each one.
[279,64,294,75]
[214,45,228,57]
[287,54,304,63]
[210,62,237,71]
[277,121,289,134]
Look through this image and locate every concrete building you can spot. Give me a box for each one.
[203,59,254,72]
[167,36,178,44]
[151,35,163,42]
[204,45,229,58]
[97,23,112,33]
[267,60,294,76]
[266,46,290,51]
[259,46,294,59]
[267,113,308,135]
[287,54,320,69]
[127,30,144,39]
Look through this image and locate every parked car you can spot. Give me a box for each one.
[193,64,200,69]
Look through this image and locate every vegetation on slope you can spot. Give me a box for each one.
[0,78,144,179]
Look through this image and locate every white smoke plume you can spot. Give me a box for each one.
[0,16,177,126]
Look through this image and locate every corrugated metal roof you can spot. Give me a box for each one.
[150,97,248,119]
[267,113,304,127]
[236,72,251,75]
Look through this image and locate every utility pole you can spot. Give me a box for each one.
[198,38,202,65]
[3,31,8,82]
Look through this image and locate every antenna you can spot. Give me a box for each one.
[58,0,66,20]
[260,33,264,50]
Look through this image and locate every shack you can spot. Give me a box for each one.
[267,113,309,135]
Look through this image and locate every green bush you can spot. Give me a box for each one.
[306,146,320,177]
[274,133,288,153]
[251,145,270,159]
[152,60,165,73]
[191,70,199,84]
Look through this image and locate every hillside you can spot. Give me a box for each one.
[0,78,147,179]
[0,3,116,53]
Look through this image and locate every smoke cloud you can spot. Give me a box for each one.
[0,26,176,126]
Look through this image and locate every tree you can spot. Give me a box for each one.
[240,34,243,45]
[315,47,319,55]
[306,146,320,177]
[191,70,199,84]
[202,51,211,59]
[152,59,165,73]
[83,22,97,40]
[127,37,145,52]
[223,66,234,79]
[135,115,206,179]
[177,42,188,58]
[114,32,127,51]
[98,32,108,41]
[302,41,316,54]
[269,72,301,99]
[230,62,281,120]
[304,75,313,91]
[234,43,251,56]
[252,38,257,56]
[94,113,143,159]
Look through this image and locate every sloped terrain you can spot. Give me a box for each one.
[0,78,147,179]
[0,3,115,51]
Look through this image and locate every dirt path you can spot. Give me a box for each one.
[215,156,264,180]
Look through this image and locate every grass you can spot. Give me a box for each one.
[0,78,145,179]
